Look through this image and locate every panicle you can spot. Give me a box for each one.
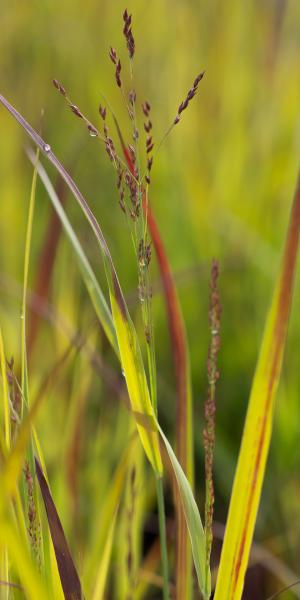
[99,104,106,120]
[142,100,154,184]
[123,9,135,58]
[174,70,205,125]
[109,47,122,87]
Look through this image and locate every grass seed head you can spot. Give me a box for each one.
[99,104,106,120]
[174,70,205,125]
[69,104,83,119]
[123,9,135,59]
[53,78,66,96]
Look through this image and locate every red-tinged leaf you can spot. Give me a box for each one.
[114,116,194,599]
[27,175,67,359]
[214,173,300,600]
[35,458,84,600]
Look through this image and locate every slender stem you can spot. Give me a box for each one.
[156,476,170,600]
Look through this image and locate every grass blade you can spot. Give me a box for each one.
[20,151,45,569]
[0,520,50,600]
[214,174,300,600]
[26,148,118,356]
[84,435,135,590]
[0,328,11,451]
[109,291,162,474]
[0,94,209,593]
[0,94,163,476]
[27,173,68,358]
[91,510,117,600]
[21,149,38,405]
[159,427,208,598]
[0,385,43,505]
[35,458,84,600]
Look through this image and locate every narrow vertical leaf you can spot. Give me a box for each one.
[0,328,10,450]
[214,174,300,600]
[26,149,118,356]
[0,520,50,600]
[91,511,117,600]
[159,427,208,598]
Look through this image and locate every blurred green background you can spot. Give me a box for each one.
[1,0,300,597]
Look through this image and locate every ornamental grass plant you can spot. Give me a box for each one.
[1,4,300,600]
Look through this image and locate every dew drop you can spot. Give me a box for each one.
[43,143,51,153]
[89,130,97,138]
[121,369,126,378]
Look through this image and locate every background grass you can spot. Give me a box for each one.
[1,0,300,597]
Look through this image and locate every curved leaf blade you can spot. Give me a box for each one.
[26,148,118,356]
[0,94,163,476]
[159,427,208,598]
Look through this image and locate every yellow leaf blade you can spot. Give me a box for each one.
[110,292,163,475]
[214,175,300,600]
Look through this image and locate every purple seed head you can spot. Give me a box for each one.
[116,59,122,87]
[174,70,205,122]
[129,89,136,106]
[109,47,117,64]
[123,9,135,58]
[53,79,66,96]
[87,123,98,137]
[144,120,152,133]
[69,104,83,118]
[99,104,106,120]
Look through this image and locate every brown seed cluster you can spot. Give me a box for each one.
[138,239,151,269]
[53,78,66,97]
[125,171,139,220]
[123,9,135,59]
[116,163,126,213]
[24,462,40,566]
[53,11,205,239]
[203,259,221,568]
[53,79,100,139]
[98,101,140,220]
[99,104,117,162]
[128,89,137,124]
[142,101,154,184]
[109,47,122,88]
[69,104,83,119]
[99,104,106,121]
[174,71,205,125]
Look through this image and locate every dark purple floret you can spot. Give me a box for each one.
[174,70,205,123]
[53,79,66,96]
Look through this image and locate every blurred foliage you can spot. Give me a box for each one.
[1,0,300,598]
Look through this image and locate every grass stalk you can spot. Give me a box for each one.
[0,71,209,599]
[155,476,170,600]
